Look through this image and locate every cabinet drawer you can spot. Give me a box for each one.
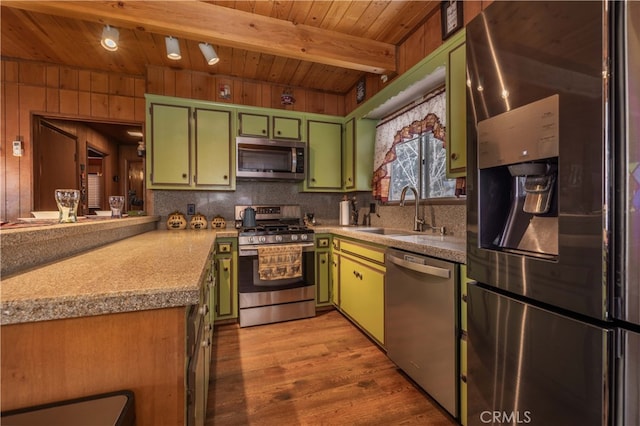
[217,242,232,253]
[340,240,385,265]
[316,237,330,249]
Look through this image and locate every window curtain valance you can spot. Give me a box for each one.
[371,88,446,202]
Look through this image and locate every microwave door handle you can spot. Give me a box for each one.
[291,147,297,173]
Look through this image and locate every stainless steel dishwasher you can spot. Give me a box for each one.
[385,247,458,417]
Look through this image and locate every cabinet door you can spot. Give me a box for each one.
[239,112,269,137]
[149,103,191,186]
[316,251,331,306]
[215,256,234,319]
[340,254,385,344]
[446,41,467,177]
[306,120,342,189]
[195,108,234,188]
[331,252,340,306]
[354,118,377,191]
[273,116,302,140]
[343,118,355,190]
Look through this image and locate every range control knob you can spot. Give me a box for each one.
[300,234,308,241]
[275,235,283,242]
[291,234,299,241]
[248,236,254,243]
[259,236,266,243]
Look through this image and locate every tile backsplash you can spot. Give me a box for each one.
[151,182,372,225]
[151,181,466,236]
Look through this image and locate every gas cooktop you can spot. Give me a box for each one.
[235,204,314,246]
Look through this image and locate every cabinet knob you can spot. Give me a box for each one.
[201,338,211,348]
[276,130,281,135]
[199,304,209,315]
[451,153,459,161]
[262,129,267,134]
[311,178,316,182]
[461,374,467,383]
[223,266,229,272]
[223,175,228,180]
[182,173,188,179]
[321,259,326,264]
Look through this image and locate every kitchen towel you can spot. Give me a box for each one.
[339,200,350,226]
[257,244,303,280]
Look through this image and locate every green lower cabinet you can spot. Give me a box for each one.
[339,252,385,345]
[214,238,238,321]
[315,235,332,307]
[460,334,468,426]
[331,251,340,306]
[315,251,330,306]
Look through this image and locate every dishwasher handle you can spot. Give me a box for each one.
[387,253,450,278]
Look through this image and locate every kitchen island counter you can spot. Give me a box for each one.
[314,225,466,264]
[1,229,236,325]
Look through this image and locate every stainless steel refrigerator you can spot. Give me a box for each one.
[465,1,639,425]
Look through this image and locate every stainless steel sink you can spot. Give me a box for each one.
[353,227,416,236]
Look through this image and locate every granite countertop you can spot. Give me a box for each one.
[313,225,466,264]
[1,229,235,325]
[1,222,463,326]
[1,216,161,277]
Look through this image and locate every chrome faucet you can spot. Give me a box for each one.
[399,185,425,232]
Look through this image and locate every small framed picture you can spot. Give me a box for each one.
[356,78,366,104]
[441,1,463,40]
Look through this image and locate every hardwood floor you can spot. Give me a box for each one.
[207,310,458,425]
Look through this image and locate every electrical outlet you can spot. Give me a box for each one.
[187,203,196,215]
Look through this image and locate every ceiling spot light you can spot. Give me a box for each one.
[198,43,219,65]
[165,36,181,60]
[101,25,119,51]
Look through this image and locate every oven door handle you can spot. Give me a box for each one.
[239,242,315,256]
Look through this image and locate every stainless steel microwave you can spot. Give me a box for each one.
[236,137,306,181]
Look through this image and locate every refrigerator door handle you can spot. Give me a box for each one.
[387,253,450,278]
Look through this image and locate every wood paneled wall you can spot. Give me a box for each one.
[145,65,345,116]
[1,59,145,220]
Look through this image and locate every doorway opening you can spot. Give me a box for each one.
[32,116,144,216]
[87,147,106,211]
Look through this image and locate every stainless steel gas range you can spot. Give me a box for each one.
[235,204,316,328]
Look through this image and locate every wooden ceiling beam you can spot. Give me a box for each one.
[3,0,396,74]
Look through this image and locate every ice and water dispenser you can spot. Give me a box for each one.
[477,95,560,259]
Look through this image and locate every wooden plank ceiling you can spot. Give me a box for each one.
[1,1,440,95]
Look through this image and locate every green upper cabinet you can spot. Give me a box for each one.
[342,118,355,190]
[446,38,467,177]
[349,117,377,191]
[305,119,343,191]
[146,95,235,191]
[238,112,269,137]
[195,108,233,187]
[238,111,303,140]
[273,115,302,140]
[148,102,191,186]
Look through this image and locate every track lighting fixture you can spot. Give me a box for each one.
[165,36,181,60]
[198,43,219,65]
[101,25,119,51]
